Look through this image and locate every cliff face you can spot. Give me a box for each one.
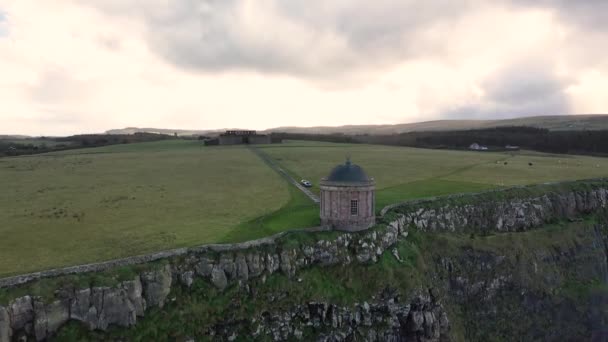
[389,184,608,233]
[1,181,608,341]
[430,224,608,341]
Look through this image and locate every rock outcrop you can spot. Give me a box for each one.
[206,289,450,341]
[254,290,449,342]
[141,264,172,309]
[392,187,608,233]
[0,275,150,340]
[0,306,11,342]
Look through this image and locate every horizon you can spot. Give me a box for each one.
[3,113,608,137]
[2,1,608,136]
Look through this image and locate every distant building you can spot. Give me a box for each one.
[320,158,375,231]
[218,130,272,145]
[505,145,520,150]
[469,143,488,151]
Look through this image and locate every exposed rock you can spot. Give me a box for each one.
[235,254,249,281]
[0,306,11,342]
[266,253,280,274]
[9,296,33,332]
[100,287,137,329]
[250,290,448,341]
[70,288,91,323]
[392,248,403,263]
[180,271,194,288]
[396,188,608,234]
[211,266,228,291]
[280,250,297,277]
[219,254,236,279]
[195,256,215,277]
[246,253,264,278]
[123,277,146,317]
[33,299,69,341]
[141,264,172,308]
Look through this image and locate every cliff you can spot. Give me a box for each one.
[1,179,608,341]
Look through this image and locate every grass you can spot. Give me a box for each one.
[2,139,608,277]
[0,140,290,276]
[220,185,320,243]
[261,141,608,209]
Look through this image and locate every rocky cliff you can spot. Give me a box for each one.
[1,180,608,341]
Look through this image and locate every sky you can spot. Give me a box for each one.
[1,1,608,136]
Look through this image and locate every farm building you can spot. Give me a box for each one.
[320,158,376,231]
[217,130,272,145]
[469,143,488,151]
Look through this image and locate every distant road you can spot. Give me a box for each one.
[249,146,320,204]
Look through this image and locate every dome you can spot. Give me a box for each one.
[325,158,371,183]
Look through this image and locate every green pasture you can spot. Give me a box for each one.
[0,141,290,276]
[1,139,608,276]
[261,140,608,209]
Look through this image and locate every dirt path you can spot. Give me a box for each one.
[249,146,320,204]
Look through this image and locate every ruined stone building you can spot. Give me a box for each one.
[218,130,271,145]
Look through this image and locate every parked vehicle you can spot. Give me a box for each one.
[300,179,312,187]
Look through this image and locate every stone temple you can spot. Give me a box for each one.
[320,158,376,231]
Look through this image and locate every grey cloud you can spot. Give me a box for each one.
[442,62,571,119]
[85,0,473,77]
[0,9,7,37]
[28,67,91,104]
[483,63,568,106]
[508,0,608,30]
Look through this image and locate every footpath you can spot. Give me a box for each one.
[248,146,320,204]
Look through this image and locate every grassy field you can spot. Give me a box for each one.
[2,139,608,277]
[261,141,608,209]
[0,140,291,276]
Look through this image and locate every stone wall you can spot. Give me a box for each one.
[0,227,330,289]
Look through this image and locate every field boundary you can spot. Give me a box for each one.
[0,226,331,289]
[248,146,320,203]
[2,177,607,288]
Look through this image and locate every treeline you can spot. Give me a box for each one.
[361,127,608,155]
[1,132,174,157]
[275,127,608,156]
[54,132,174,146]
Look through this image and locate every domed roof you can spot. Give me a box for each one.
[325,158,371,183]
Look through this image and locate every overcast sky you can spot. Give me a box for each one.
[1,1,607,135]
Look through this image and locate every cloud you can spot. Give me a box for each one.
[442,61,571,119]
[28,67,92,104]
[83,0,474,78]
[0,9,8,37]
[0,0,607,136]
[508,0,608,30]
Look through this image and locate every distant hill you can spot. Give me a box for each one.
[104,115,608,137]
[0,135,31,139]
[104,127,216,136]
[265,114,608,135]
[104,127,255,137]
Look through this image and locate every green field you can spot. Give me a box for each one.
[261,141,608,209]
[0,141,291,276]
[1,139,608,277]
